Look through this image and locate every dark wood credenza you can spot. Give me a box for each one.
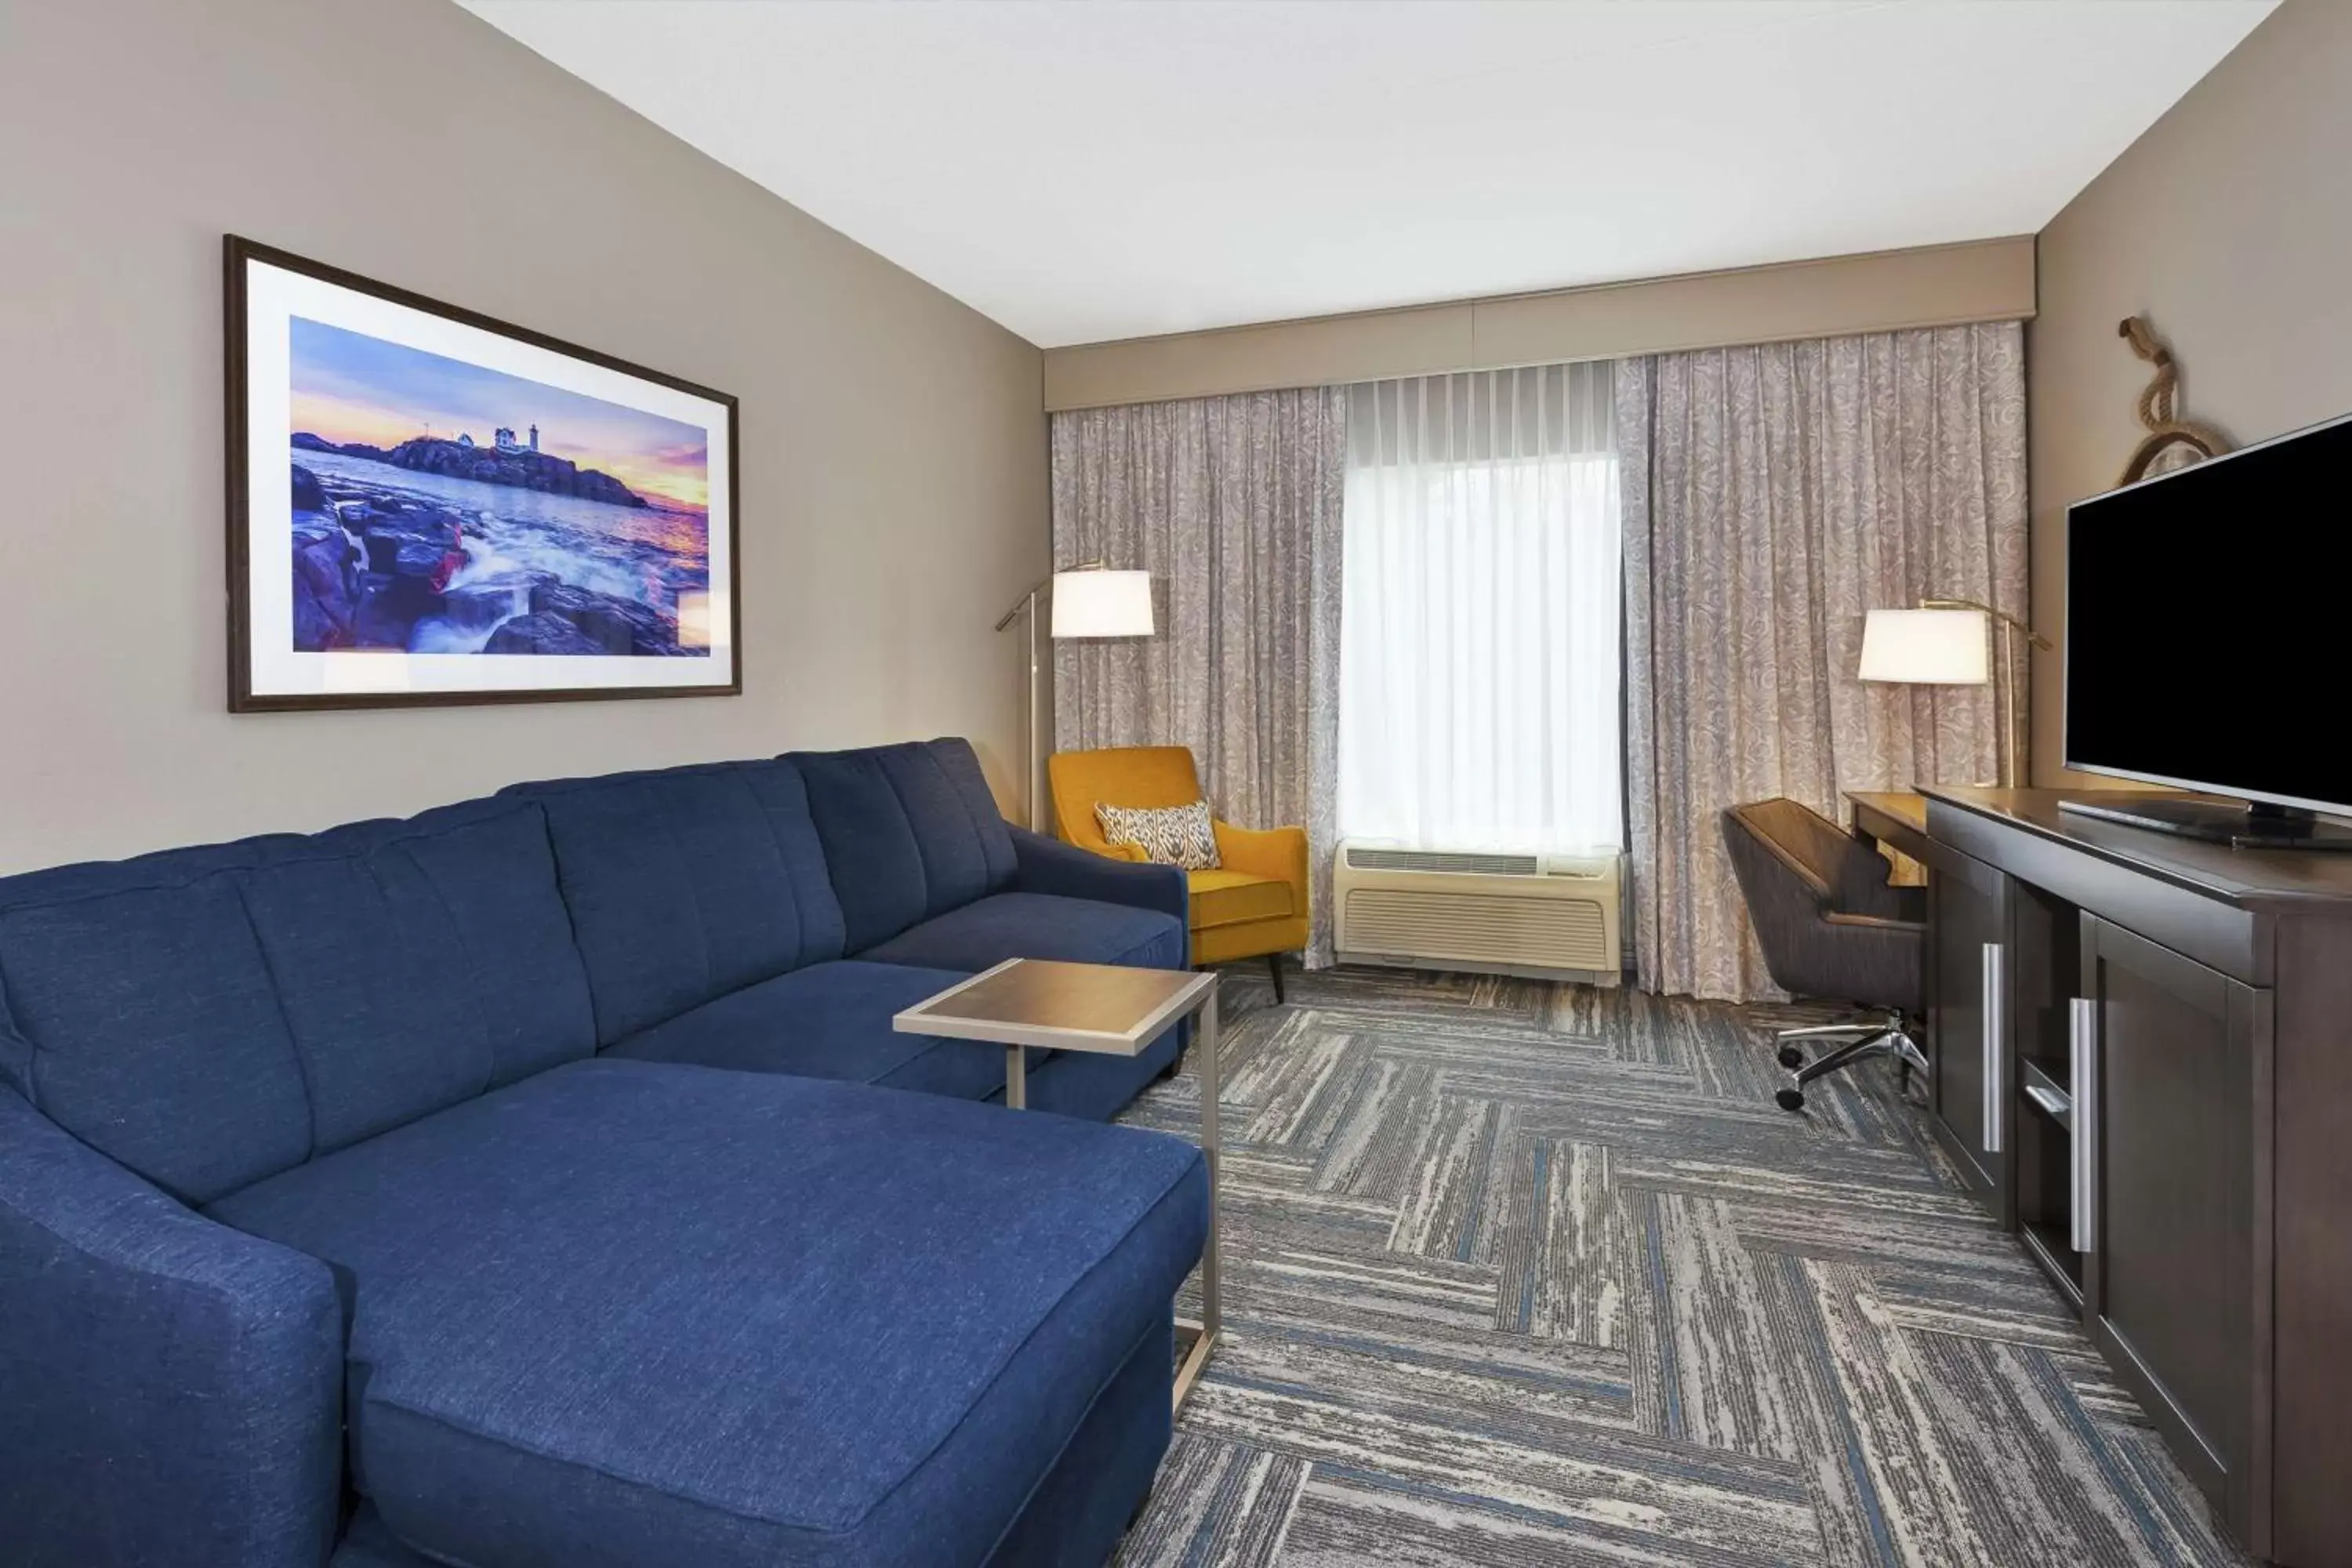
[1907,788,2352,1568]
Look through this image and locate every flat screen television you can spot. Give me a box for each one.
[2063,411,2352,848]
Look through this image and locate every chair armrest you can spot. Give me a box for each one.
[0,1091,343,1567]
[1212,821,1308,901]
[1833,840,1925,923]
[1008,826,1189,928]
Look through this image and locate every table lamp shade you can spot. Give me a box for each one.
[1859,608,1989,685]
[1051,569,1154,638]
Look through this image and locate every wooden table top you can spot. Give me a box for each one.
[893,957,1217,1055]
[1846,790,1928,835]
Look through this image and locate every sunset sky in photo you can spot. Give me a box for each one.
[289,317,710,512]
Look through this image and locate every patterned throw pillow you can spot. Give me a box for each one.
[1095,800,1221,870]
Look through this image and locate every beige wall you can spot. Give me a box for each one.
[1046,237,2035,411]
[2030,0,2350,786]
[0,0,1049,873]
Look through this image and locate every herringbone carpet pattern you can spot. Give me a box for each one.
[1112,964,2251,1568]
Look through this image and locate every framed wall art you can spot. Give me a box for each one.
[225,236,739,710]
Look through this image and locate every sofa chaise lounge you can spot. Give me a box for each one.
[0,739,1205,1568]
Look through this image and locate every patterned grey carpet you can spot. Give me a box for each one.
[1112,964,2252,1568]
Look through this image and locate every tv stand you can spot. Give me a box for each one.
[2057,793,2352,851]
[1917,787,2352,1566]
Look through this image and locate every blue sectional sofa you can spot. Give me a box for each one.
[0,739,1203,1568]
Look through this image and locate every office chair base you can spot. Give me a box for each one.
[1772,1016,1924,1112]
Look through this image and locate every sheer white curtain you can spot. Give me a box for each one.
[1339,363,1622,854]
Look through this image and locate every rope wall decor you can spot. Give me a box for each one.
[2116,314,2234,484]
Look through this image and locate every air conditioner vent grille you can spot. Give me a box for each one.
[1345,847,1541,877]
[1342,889,1610,971]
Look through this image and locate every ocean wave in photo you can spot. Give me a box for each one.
[289,447,712,658]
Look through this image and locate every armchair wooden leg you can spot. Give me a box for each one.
[1267,952,1286,1004]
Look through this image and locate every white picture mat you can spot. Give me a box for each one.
[242,257,735,696]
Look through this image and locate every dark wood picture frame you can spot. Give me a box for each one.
[224,234,742,712]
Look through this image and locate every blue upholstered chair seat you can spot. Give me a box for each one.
[208,1058,1207,1568]
[858,891,1187,974]
[608,959,1026,1101]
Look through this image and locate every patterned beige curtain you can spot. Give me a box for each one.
[1051,388,1346,966]
[1619,322,2027,1001]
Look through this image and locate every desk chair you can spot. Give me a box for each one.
[1721,798,1928,1112]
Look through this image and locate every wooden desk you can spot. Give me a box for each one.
[1846,789,1929,884]
[1846,789,1928,855]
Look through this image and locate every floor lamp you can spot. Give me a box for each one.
[995,565,1155,828]
[1860,600,2053,789]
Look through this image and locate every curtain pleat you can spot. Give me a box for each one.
[1050,389,1347,967]
[1621,321,2029,1002]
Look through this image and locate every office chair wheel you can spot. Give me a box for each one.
[1774,1087,1806,1112]
[1777,1044,1806,1069]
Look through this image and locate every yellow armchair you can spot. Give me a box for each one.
[1047,746,1308,999]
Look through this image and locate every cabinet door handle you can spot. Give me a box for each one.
[2070,996,2098,1254]
[1980,942,2004,1155]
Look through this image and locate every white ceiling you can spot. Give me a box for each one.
[461,0,2273,349]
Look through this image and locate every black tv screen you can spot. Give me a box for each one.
[2064,414,2352,817]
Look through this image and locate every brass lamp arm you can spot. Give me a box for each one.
[994,560,1109,631]
[1918,597,2054,652]
[994,585,1047,633]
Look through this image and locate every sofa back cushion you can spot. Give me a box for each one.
[0,848,305,1204]
[789,750,930,953]
[789,739,1016,953]
[0,799,593,1204]
[241,803,597,1156]
[888,739,1018,899]
[509,760,846,1044]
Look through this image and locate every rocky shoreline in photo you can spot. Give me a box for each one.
[291,460,698,657]
[293,431,646,508]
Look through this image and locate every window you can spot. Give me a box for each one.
[1338,363,1621,853]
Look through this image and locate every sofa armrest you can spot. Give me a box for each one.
[1009,826,1189,930]
[1212,821,1308,904]
[0,1091,343,1568]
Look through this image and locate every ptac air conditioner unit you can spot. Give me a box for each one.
[1334,841,1623,985]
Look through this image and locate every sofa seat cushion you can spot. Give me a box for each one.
[608,960,1021,1103]
[1186,868,1294,931]
[208,1059,1207,1568]
[858,891,1186,975]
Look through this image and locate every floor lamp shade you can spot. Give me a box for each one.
[1051,569,1154,638]
[1860,601,2038,789]
[1859,608,1990,685]
[999,568,1156,830]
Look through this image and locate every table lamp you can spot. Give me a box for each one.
[996,564,1156,826]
